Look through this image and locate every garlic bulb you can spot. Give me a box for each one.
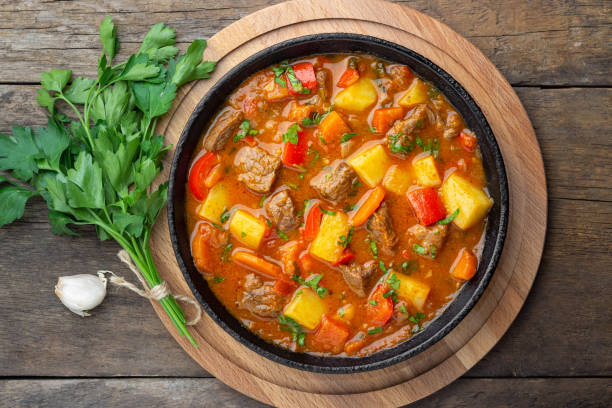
[55,273,107,316]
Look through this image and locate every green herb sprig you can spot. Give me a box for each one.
[0,17,217,346]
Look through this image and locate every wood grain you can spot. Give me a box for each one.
[0,0,609,85]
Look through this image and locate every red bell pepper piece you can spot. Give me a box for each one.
[332,249,355,266]
[287,62,317,95]
[407,187,447,226]
[282,128,308,166]
[458,130,477,152]
[304,204,323,241]
[273,278,297,296]
[188,152,219,200]
[366,284,393,327]
[336,68,359,88]
[314,315,350,352]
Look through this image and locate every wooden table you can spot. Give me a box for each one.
[0,1,610,406]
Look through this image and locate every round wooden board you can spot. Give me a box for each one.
[148,0,547,406]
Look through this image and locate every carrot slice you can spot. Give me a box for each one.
[450,248,478,280]
[203,163,224,188]
[371,107,405,134]
[336,68,359,88]
[351,186,386,227]
[318,111,351,144]
[232,251,282,279]
[273,278,297,296]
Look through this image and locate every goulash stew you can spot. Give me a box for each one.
[185,54,493,356]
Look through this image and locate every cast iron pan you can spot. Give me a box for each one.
[168,33,509,373]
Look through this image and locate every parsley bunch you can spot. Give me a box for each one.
[0,17,216,345]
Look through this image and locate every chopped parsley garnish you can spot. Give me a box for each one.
[233,120,258,142]
[210,222,224,230]
[427,84,440,99]
[299,173,305,179]
[338,226,354,248]
[402,261,418,273]
[219,207,231,223]
[343,203,357,212]
[341,133,357,143]
[369,300,378,306]
[221,242,232,263]
[413,243,427,255]
[430,245,437,258]
[339,308,345,318]
[319,207,336,216]
[282,123,301,145]
[265,218,273,228]
[240,231,246,237]
[278,314,305,346]
[286,65,310,94]
[368,327,383,335]
[318,135,328,145]
[258,195,267,207]
[297,199,310,217]
[272,61,289,87]
[287,182,299,190]
[439,208,460,225]
[277,229,289,241]
[370,125,377,133]
[378,260,388,274]
[415,136,439,158]
[213,276,225,284]
[302,105,334,126]
[409,312,427,333]
[370,241,378,258]
[382,289,397,302]
[386,273,400,290]
[291,273,329,298]
[400,304,408,314]
[389,133,414,154]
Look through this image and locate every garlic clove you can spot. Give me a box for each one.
[55,274,107,317]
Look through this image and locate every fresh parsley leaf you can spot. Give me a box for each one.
[291,273,328,298]
[413,243,427,255]
[221,243,232,263]
[369,300,378,306]
[279,314,305,346]
[285,65,309,94]
[319,207,336,216]
[341,133,357,143]
[386,273,400,290]
[0,185,37,228]
[138,22,178,63]
[171,39,216,87]
[213,276,225,284]
[0,126,42,181]
[378,260,388,274]
[99,16,119,63]
[276,229,289,241]
[282,123,301,145]
[63,77,96,105]
[400,304,408,314]
[370,240,378,258]
[368,327,383,335]
[234,120,258,142]
[41,68,72,93]
[438,208,460,225]
[220,207,231,223]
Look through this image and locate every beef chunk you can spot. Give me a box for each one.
[265,190,298,233]
[386,104,428,154]
[442,110,462,139]
[203,108,244,151]
[388,65,412,90]
[393,300,410,322]
[238,274,283,318]
[367,202,398,254]
[407,223,448,257]
[310,162,357,204]
[236,146,281,194]
[340,261,377,297]
[316,69,331,100]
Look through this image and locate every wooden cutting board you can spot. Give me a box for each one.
[147,0,547,406]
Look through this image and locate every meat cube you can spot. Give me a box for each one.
[236,146,281,194]
[393,300,410,323]
[407,223,448,257]
[388,65,413,90]
[203,108,244,151]
[367,202,398,254]
[443,110,462,139]
[386,104,428,154]
[340,262,377,297]
[310,162,357,204]
[265,190,298,233]
[238,273,284,318]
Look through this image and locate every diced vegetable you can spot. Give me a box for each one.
[282,127,308,166]
[273,278,297,296]
[336,68,359,88]
[335,303,356,322]
[229,209,266,249]
[365,284,393,327]
[348,144,391,188]
[407,187,447,226]
[318,110,351,144]
[203,163,224,188]
[350,186,386,227]
[197,182,230,223]
[450,248,478,280]
[189,152,219,200]
[398,78,429,107]
[283,287,327,330]
[441,172,493,229]
[371,107,405,134]
[458,130,477,152]
[344,334,367,355]
[304,204,323,241]
[382,165,412,194]
[287,62,317,95]
[395,273,431,310]
[263,78,289,101]
[332,249,356,266]
[287,102,314,123]
[279,240,300,276]
[413,155,441,187]
[309,212,350,263]
[313,315,350,352]
[191,224,211,272]
[334,78,378,111]
[232,250,282,278]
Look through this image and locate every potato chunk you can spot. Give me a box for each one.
[348,144,391,188]
[197,182,230,223]
[333,79,378,111]
[382,165,412,194]
[283,288,327,330]
[441,172,493,230]
[309,212,350,263]
[413,155,441,187]
[229,209,266,249]
[395,273,431,311]
[398,78,429,107]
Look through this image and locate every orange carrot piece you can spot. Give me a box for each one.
[336,68,360,88]
[371,107,405,134]
[298,252,314,273]
[314,315,350,353]
[203,163,224,188]
[450,248,478,280]
[232,251,282,278]
[192,224,212,271]
[318,110,351,143]
[273,278,297,296]
[279,240,300,276]
[351,186,386,226]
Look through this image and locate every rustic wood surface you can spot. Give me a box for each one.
[0,0,610,407]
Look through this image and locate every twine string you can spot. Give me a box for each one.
[97,249,201,326]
